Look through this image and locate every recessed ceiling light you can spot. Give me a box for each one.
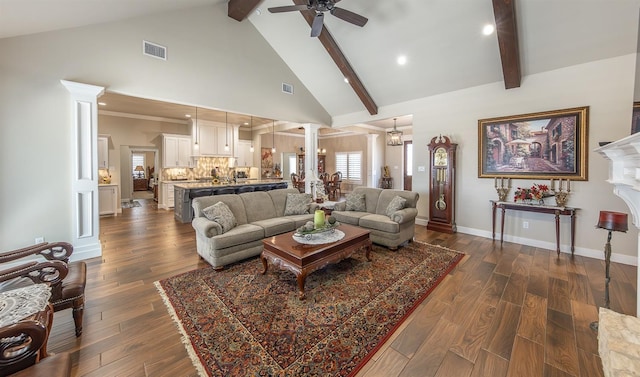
[243,122,249,125]
[255,8,262,16]
[98,102,106,106]
[185,114,191,118]
[344,77,349,84]
[397,55,407,66]
[483,24,495,35]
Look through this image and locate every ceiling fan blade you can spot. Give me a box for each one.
[268,5,309,13]
[330,7,368,27]
[310,12,324,37]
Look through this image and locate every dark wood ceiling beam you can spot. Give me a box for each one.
[492,0,521,89]
[228,0,262,22]
[293,0,378,115]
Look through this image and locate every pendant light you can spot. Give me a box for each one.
[387,118,403,146]
[249,116,254,153]
[194,107,199,148]
[271,120,276,153]
[224,112,230,152]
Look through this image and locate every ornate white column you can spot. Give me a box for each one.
[596,133,640,315]
[303,124,321,193]
[61,80,105,259]
[366,134,379,187]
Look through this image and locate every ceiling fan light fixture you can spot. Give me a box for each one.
[387,118,403,146]
[397,55,407,66]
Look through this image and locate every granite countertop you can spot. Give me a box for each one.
[173,180,284,189]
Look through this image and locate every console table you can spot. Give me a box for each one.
[490,200,578,256]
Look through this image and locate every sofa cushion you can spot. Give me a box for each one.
[210,224,265,250]
[267,188,301,217]
[375,190,419,215]
[284,193,312,215]
[193,194,248,225]
[240,192,278,222]
[331,210,369,226]
[385,195,407,218]
[284,214,316,228]
[202,202,237,233]
[251,218,296,237]
[345,192,366,211]
[359,214,401,233]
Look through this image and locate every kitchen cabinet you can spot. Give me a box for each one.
[98,135,109,169]
[195,125,232,157]
[237,140,254,167]
[98,184,117,215]
[163,135,192,168]
[161,182,176,209]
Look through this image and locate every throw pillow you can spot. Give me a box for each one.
[202,201,237,234]
[284,193,312,216]
[385,195,407,218]
[345,192,366,211]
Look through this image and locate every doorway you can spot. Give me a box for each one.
[129,148,158,201]
[282,152,297,185]
[404,140,412,191]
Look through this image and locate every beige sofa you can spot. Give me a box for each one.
[331,187,419,250]
[191,188,318,269]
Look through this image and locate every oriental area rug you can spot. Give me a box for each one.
[155,241,464,377]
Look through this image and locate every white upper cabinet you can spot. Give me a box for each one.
[237,140,254,167]
[163,134,192,168]
[98,135,109,169]
[194,121,232,157]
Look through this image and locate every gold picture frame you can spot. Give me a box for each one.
[478,106,589,180]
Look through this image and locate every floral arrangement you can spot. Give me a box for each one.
[514,183,550,202]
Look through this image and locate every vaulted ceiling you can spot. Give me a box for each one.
[0,0,638,126]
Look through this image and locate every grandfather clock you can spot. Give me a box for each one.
[427,135,457,233]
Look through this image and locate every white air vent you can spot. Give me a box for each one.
[143,40,167,60]
[282,82,294,95]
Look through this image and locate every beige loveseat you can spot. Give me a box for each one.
[331,187,419,250]
[191,188,318,269]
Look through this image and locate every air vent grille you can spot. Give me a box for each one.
[143,40,167,60]
[282,82,294,95]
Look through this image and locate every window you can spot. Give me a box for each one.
[335,151,362,183]
[132,154,145,177]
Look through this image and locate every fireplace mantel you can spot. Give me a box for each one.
[595,133,640,228]
[596,133,640,376]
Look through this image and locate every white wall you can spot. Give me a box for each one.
[0,3,329,251]
[336,55,638,264]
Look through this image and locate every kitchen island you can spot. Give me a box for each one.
[173,180,288,223]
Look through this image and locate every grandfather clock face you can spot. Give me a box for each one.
[427,136,457,233]
[434,147,448,167]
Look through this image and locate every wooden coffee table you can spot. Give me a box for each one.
[261,223,372,300]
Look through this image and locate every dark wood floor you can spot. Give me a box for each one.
[47,199,637,376]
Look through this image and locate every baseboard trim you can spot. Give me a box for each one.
[413,220,637,266]
[72,242,102,262]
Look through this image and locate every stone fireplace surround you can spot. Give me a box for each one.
[596,133,640,376]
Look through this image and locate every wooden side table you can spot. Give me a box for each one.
[491,200,578,256]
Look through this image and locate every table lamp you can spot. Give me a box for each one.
[590,210,628,331]
[134,165,145,178]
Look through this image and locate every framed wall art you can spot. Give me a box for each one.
[478,106,589,180]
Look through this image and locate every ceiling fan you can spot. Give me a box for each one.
[268,0,368,38]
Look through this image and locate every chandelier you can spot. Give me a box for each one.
[387,118,403,146]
